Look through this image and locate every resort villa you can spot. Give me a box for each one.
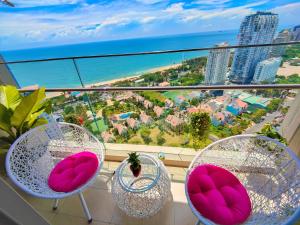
[126,118,140,129]
[154,106,164,117]
[165,115,184,131]
[158,81,170,87]
[101,131,115,143]
[144,100,153,109]
[140,112,153,125]
[165,98,174,108]
[187,107,200,114]
[226,98,248,116]
[198,103,213,114]
[134,94,145,103]
[211,111,232,126]
[113,123,128,135]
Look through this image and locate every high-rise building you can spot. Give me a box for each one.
[205,42,230,85]
[292,25,300,41]
[252,57,281,83]
[270,29,292,57]
[230,12,278,84]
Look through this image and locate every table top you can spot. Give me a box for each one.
[117,154,161,193]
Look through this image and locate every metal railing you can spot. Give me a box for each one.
[2,41,300,65]
[2,41,300,163]
[17,84,300,92]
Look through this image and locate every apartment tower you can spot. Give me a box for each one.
[230,12,278,84]
[205,42,230,85]
[270,29,292,57]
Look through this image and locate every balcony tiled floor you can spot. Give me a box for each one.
[13,162,198,225]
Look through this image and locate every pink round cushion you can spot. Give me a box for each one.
[48,151,99,193]
[187,164,251,225]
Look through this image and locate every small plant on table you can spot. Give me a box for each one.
[128,152,141,177]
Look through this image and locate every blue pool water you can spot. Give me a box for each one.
[119,112,133,120]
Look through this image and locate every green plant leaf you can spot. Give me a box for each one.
[31,117,48,129]
[0,85,22,110]
[11,88,46,134]
[0,103,15,138]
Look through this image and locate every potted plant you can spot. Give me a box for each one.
[127,152,141,177]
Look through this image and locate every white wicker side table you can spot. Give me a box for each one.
[111,154,171,218]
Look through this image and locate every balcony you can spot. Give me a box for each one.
[0,42,300,225]
[4,162,195,225]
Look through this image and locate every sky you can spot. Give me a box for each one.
[0,0,300,50]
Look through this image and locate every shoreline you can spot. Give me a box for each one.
[86,63,182,88]
[45,63,182,98]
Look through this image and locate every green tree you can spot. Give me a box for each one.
[189,112,211,149]
[280,106,289,115]
[75,104,86,115]
[64,106,75,114]
[64,114,81,125]
[130,113,140,119]
[257,123,287,144]
[140,127,152,144]
[157,133,166,145]
[266,99,282,112]
[113,101,120,108]
[251,109,267,123]
[168,109,174,115]
[190,98,200,106]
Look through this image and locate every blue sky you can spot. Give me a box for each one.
[0,0,300,50]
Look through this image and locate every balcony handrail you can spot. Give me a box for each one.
[18,84,300,92]
[2,41,300,65]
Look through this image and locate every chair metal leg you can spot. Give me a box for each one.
[79,192,92,223]
[106,170,115,184]
[52,199,59,210]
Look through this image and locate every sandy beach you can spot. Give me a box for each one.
[45,63,182,98]
[85,63,182,87]
[277,62,300,77]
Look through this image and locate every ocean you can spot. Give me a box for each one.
[1,30,238,88]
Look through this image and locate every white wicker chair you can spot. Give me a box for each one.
[185,134,300,225]
[5,121,105,223]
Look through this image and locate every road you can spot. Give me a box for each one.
[244,111,281,134]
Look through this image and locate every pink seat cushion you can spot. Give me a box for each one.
[187,164,251,225]
[48,151,99,193]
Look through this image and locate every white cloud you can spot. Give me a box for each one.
[1,0,299,50]
[176,0,268,22]
[135,0,165,4]
[9,0,82,8]
[193,0,231,5]
[272,2,300,13]
[272,2,300,27]
[140,16,157,23]
[165,2,184,13]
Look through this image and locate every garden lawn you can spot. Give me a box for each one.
[90,118,108,133]
[128,126,211,149]
[163,90,190,101]
[142,91,166,102]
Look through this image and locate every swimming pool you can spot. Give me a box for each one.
[119,112,133,120]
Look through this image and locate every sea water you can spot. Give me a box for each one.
[1,30,238,88]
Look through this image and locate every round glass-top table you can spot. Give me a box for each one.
[118,154,160,193]
[112,154,171,218]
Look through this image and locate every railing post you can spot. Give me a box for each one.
[72,59,103,141]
